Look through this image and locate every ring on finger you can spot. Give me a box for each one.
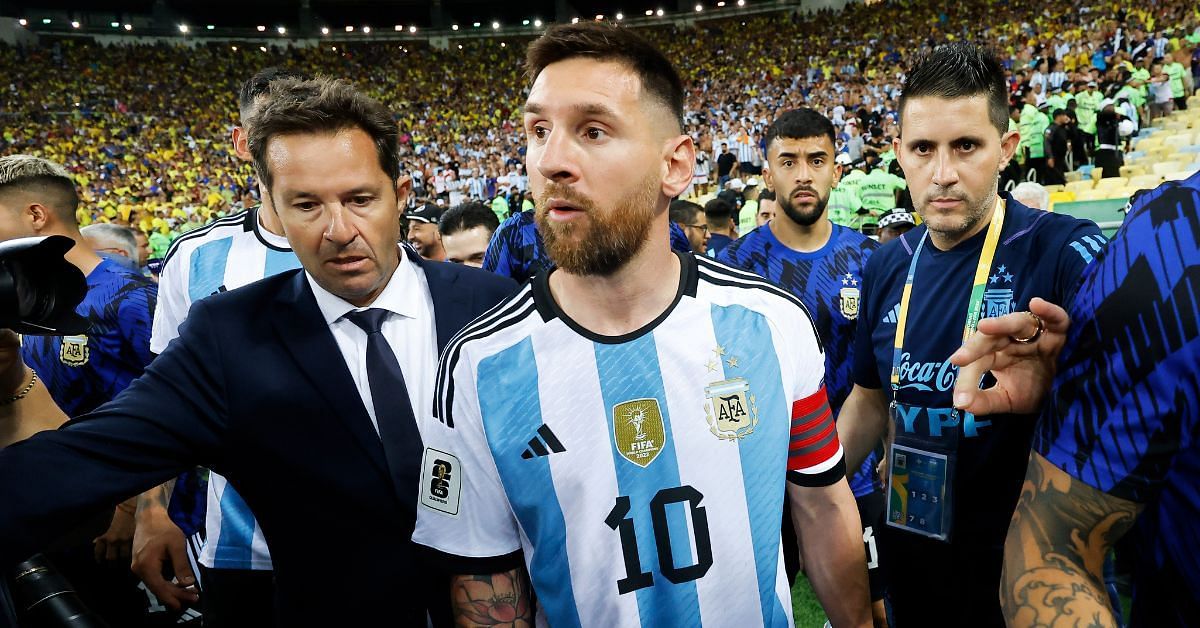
[1010,311,1045,344]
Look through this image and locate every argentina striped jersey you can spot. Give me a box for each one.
[413,253,844,627]
[152,207,301,571]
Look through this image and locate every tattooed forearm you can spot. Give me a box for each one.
[451,568,533,628]
[1001,452,1141,627]
[135,479,176,515]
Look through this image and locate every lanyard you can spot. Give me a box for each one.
[890,199,1006,392]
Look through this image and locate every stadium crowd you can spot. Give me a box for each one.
[2,0,1198,255]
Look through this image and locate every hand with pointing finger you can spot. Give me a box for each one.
[949,297,1071,416]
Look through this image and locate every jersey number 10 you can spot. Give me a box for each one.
[604,485,714,594]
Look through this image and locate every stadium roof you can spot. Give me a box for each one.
[3,1,763,33]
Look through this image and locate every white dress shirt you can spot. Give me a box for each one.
[306,249,438,436]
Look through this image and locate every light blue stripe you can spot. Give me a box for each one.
[212,483,256,567]
[710,304,791,627]
[264,248,301,278]
[1069,241,1095,264]
[477,339,582,628]
[593,335,702,628]
[188,238,234,301]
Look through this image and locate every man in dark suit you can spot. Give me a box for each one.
[0,77,515,625]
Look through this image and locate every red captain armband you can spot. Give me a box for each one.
[787,387,842,474]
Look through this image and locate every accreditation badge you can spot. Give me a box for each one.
[885,402,959,542]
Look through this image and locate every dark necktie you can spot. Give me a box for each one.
[345,308,423,511]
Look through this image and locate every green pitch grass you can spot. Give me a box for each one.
[791,575,827,627]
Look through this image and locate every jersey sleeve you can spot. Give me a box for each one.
[117,280,158,369]
[413,346,524,574]
[1035,181,1199,504]
[1054,219,1107,303]
[482,216,525,281]
[778,300,846,487]
[150,251,191,354]
[852,248,884,389]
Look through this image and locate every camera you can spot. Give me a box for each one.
[0,236,88,336]
[8,554,108,628]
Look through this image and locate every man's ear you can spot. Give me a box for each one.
[232,126,251,161]
[27,203,51,232]
[662,135,696,199]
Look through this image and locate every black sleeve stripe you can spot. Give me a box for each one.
[413,544,525,576]
[435,293,539,427]
[787,457,846,488]
[433,287,534,403]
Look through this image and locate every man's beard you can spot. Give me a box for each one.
[777,185,829,227]
[918,174,998,243]
[534,173,660,276]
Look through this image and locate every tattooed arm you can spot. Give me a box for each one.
[131,479,199,610]
[451,568,534,627]
[1001,452,1142,627]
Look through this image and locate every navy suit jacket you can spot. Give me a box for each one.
[0,252,516,626]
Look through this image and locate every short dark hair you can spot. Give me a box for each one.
[247,77,401,193]
[524,22,685,129]
[669,199,703,225]
[704,198,734,227]
[439,201,500,237]
[757,189,776,202]
[899,42,1010,137]
[0,155,79,224]
[763,108,836,155]
[238,67,309,120]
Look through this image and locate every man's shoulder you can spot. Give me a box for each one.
[720,225,770,263]
[494,211,537,238]
[1006,198,1101,246]
[835,223,878,246]
[865,227,920,277]
[430,259,518,297]
[191,269,303,315]
[160,209,253,268]
[694,255,815,322]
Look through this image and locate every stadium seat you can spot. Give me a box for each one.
[1043,184,1065,193]
[1064,170,1083,183]
[1065,179,1095,194]
[1073,189,1111,201]
[1165,169,1198,182]
[1119,165,1147,178]
[1135,136,1164,150]
[1164,134,1195,149]
[1048,191,1075,205]
[1127,174,1165,190]
[1147,146,1177,162]
[1094,177,1128,191]
[1153,161,1184,176]
[1178,145,1200,155]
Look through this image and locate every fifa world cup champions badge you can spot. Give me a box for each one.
[613,399,666,467]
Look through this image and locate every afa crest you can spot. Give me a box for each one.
[840,287,860,320]
[705,377,759,440]
[60,335,89,366]
[612,398,666,468]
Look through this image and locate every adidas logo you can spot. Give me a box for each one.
[882,302,900,325]
[521,424,566,459]
[209,284,228,297]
